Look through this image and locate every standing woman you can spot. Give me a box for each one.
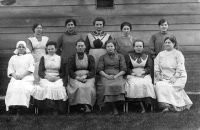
[27,23,49,84]
[97,39,126,115]
[85,17,112,68]
[5,41,35,114]
[154,36,192,112]
[57,19,82,86]
[116,22,134,57]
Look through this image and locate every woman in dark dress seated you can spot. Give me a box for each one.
[96,39,127,115]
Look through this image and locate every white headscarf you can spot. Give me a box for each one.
[13,41,31,54]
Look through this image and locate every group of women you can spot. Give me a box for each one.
[5,17,193,116]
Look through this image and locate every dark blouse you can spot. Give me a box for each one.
[125,52,152,75]
[68,53,95,79]
[97,52,127,73]
[38,56,65,79]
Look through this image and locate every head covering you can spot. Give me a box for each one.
[13,41,31,54]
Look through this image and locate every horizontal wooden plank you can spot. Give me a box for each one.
[0,31,200,51]
[0,15,200,27]
[0,3,200,18]
[0,0,198,7]
[1,24,200,34]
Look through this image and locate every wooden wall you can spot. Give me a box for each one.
[0,0,200,94]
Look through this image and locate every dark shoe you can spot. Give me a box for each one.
[113,109,119,115]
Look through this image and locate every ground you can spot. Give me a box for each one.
[0,95,199,130]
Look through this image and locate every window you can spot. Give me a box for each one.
[96,0,114,9]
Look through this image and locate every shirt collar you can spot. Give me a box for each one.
[65,31,77,35]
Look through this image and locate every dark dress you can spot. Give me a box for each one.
[96,52,127,107]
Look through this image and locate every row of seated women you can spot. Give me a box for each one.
[5,17,193,115]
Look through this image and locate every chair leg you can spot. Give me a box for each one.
[68,105,70,113]
[123,103,126,112]
[99,106,101,111]
[35,107,38,114]
[126,102,128,112]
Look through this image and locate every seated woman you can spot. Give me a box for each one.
[125,39,156,113]
[97,39,127,115]
[32,41,67,115]
[67,39,96,113]
[154,36,193,112]
[5,41,35,114]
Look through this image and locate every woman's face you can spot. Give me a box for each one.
[106,42,115,54]
[76,41,86,53]
[159,21,168,33]
[134,41,144,53]
[94,21,104,32]
[17,44,26,54]
[122,25,131,36]
[47,45,56,55]
[34,25,43,35]
[164,39,175,51]
[66,21,76,32]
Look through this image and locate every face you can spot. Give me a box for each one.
[164,39,175,51]
[66,21,75,32]
[47,45,56,55]
[134,41,144,53]
[122,25,131,36]
[17,44,26,54]
[95,21,104,32]
[106,42,115,54]
[159,21,168,32]
[76,41,86,53]
[34,25,43,35]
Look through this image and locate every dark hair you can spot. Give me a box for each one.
[32,23,42,32]
[93,17,105,26]
[46,41,57,48]
[158,19,169,26]
[133,39,145,48]
[65,19,76,26]
[105,39,117,48]
[75,39,85,46]
[120,22,132,30]
[164,36,177,47]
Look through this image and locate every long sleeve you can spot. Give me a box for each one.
[125,54,133,75]
[27,55,35,73]
[85,35,91,54]
[119,54,127,72]
[149,34,156,57]
[96,55,104,73]
[144,55,152,75]
[38,56,46,78]
[85,55,95,79]
[59,57,65,78]
[56,34,63,56]
[174,51,186,77]
[68,55,77,79]
[7,56,15,78]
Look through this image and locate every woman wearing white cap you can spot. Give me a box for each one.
[5,41,35,114]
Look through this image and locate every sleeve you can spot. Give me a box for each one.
[96,55,105,73]
[174,52,186,77]
[144,55,152,75]
[149,34,156,58]
[119,54,127,72]
[154,53,160,74]
[85,55,95,79]
[27,55,35,73]
[59,57,66,78]
[84,35,91,54]
[7,56,15,78]
[56,35,63,56]
[68,55,77,79]
[26,39,33,52]
[38,56,46,78]
[125,54,133,75]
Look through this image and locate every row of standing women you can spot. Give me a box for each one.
[5,17,193,115]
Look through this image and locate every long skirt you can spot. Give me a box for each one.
[67,70,96,106]
[97,70,125,107]
[155,78,193,111]
[5,74,35,111]
[125,75,156,105]
[89,48,106,69]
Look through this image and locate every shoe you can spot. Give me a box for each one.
[141,109,146,114]
[161,108,169,113]
[84,105,91,113]
[113,109,119,115]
